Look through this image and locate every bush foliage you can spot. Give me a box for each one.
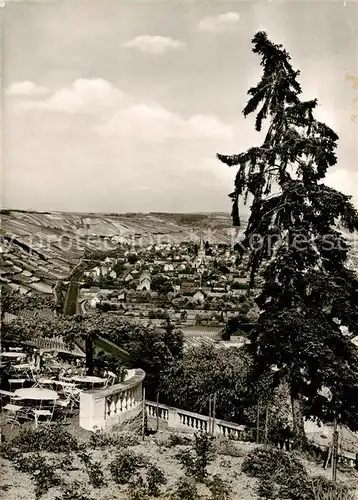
[242,447,355,500]
[3,424,78,454]
[177,432,215,483]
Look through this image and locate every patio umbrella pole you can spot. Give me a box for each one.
[85,337,94,376]
[142,387,146,441]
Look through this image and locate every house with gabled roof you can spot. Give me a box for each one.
[137,271,151,291]
[123,271,134,282]
[192,289,205,304]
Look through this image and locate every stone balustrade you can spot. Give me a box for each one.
[79,368,145,431]
[146,401,246,440]
[146,402,169,421]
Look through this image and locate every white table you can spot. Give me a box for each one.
[71,376,106,384]
[14,388,59,400]
[14,388,59,428]
[12,363,34,370]
[36,378,57,386]
[1,352,27,358]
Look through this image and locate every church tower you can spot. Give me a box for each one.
[195,235,206,269]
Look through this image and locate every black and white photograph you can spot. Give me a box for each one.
[1,0,358,498]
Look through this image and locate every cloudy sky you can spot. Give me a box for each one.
[2,0,358,213]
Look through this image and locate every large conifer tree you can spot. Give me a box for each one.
[218,32,358,445]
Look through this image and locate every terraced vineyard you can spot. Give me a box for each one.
[0,210,240,296]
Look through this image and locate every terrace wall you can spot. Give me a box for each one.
[146,401,246,440]
[79,368,145,432]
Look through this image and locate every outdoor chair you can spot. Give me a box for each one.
[11,363,32,374]
[32,401,56,428]
[104,371,117,388]
[23,364,41,384]
[55,387,81,419]
[8,378,26,392]
[0,390,20,409]
[61,386,81,406]
[56,381,77,390]
[34,377,56,389]
[2,403,24,430]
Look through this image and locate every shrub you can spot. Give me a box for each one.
[88,429,139,449]
[166,432,192,448]
[242,446,355,500]
[109,450,147,485]
[177,432,215,482]
[206,474,232,500]
[214,438,244,458]
[257,479,279,499]
[171,476,200,500]
[310,476,355,500]
[8,424,78,453]
[127,481,150,500]
[55,483,94,500]
[146,464,167,497]
[78,451,106,488]
[242,446,306,482]
[12,452,63,499]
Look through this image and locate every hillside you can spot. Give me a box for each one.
[1,209,356,298]
[0,210,244,295]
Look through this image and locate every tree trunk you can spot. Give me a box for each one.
[290,387,306,450]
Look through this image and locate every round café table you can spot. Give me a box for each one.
[14,388,59,400]
[71,376,105,384]
[1,352,27,358]
[14,388,59,427]
[71,375,106,389]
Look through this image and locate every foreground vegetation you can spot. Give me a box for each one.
[1,425,356,500]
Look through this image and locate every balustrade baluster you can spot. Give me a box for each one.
[119,394,123,412]
[106,397,111,417]
[113,395,119,414]
[127,390,132,408]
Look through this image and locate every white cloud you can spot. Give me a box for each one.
[122,35,186,54]
[6,81,51,97]
[11,78,129,114]
[10,77,234,142]
[101,102,233,144]
[198,12,240,33]
[4,76,240,212]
